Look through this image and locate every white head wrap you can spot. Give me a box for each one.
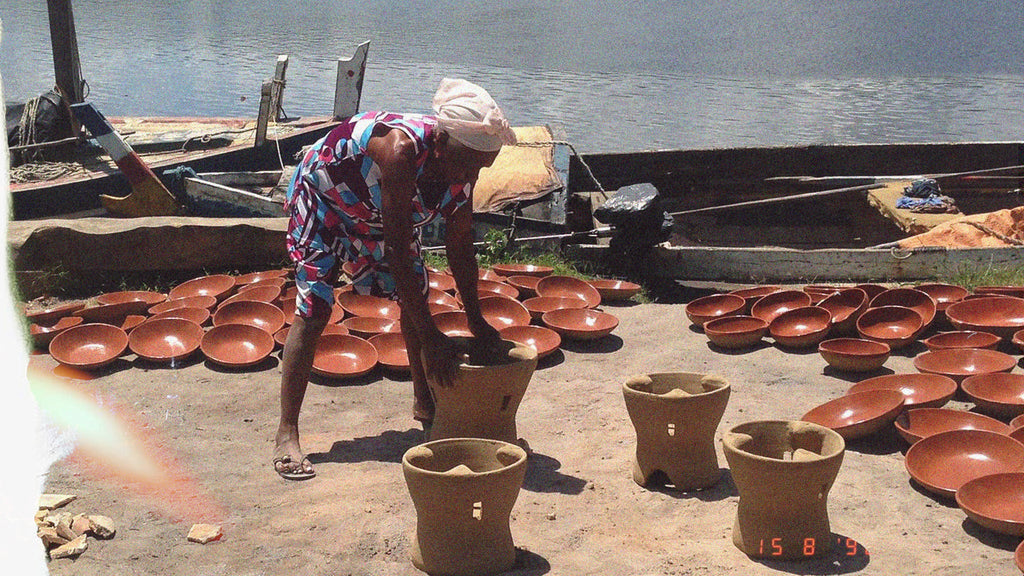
[431,78,516,152]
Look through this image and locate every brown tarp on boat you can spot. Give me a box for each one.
[897,206,1024,248]
[472,126,561,213]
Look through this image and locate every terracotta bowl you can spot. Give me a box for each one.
[342,316,401,339]
[432,311,472,337]
[273,323,348,348]
[587,279,642,301]
[312,334,378,379]
[894,407,1010,444]
[685,293,746,328]
[1012,414,1024,430]
[847,373,958,409]
[212,301,286,335]
[427,272,456,293]
[120,315,147,334]
[368,332,410,372]
[30,316,83,349]
[234,269,288,285]
[478,268,507,283]
[801,389,905,440]
[855,305,923,349]
[506,275,540,298]
[535,275,601,308]
[221,285,282,306]
[855,284,889,300]
[200,324,275,368]
[95,290,167,311]
[904,429,1024,498]
[818,338,890,372]
[76,301,141,325]
[279,285,299,305]
[749,290,813,324]
[945,296,1024,339]
[49,323,129,370]
[1017,539,1024,574]
[956,472,1024,537]
[149,295,217,315]
[768,306,832,348]
[472,279,520,301]
[541,308,619,341]
[818,288,869,333]
[974,286,1024,299]
[168,274,236,302]
[480,296,531,329]
[336,292,402,320]
[25,301,86,325]
[428,301,459,316]
[427,288,460,310]
[961,373,1024,419]
[1015,329,1024,354]
[128,318,204,363]
[869,288,936,330]
[913,348,1016,383]
[240,277,288,292]
[490,263,553,278]
[915,283,969,312]
[803,284,840,304]
[727,285,781,314]
[498,325,561,359]
[703,315,769,349]
[1013,427,1024,445]
[921,330,1001,351]
[522,296,588,320]
[150,307,210,326]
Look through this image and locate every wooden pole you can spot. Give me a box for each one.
[334,40,370,119]
[270,55,289,121]
[47,0,84,104]
[255,80,273,147]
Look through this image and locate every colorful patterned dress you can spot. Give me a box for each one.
[285,111,471,317]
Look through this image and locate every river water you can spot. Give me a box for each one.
[2,0,1023,153]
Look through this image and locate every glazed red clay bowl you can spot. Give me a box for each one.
[498,325,561,359]
[490,263,554,278]
[913,348,1016,383]
[818,338,890,372]
[234,269,288,285]
[76,301,140,325]
[818,288,869,334]
[29,316,83,349]
[801,389,905,440]
[974,286,1024,299]
[522,296,588,320]
[49,323,129,370]
[472,278,520,301]
[855,305,923,349]
[342,316,400,339]
[127,318,204,363]
[869,287,936,330]
[25,301,86,325]
[311,334,378,379]
[368,332,410,372]
[200,324,275,368]
[588,279,642,301]
[220,285,282,306]
[148,295,217,315]
[273,323,348,348]
[727,285,781,314]
[427,272,456,293]
[749,290,813,324]
[1012,414,1024,431]
[956,472,1024,537]
[428,301,459,316]
[95,290,167,312]
[506,275,540,298]
[479,296,531,329]
[432,311,472,337]
[478,268,507,283]
[240,277,288,292]
[541,308,618,341]
[803,284,840,304]
[945,296,1024,339]
[337,292,402,320]
[904,429,1024,498]
[703,315,769,349]
[847,373,958,409]
[120,315,147,334]
[535,275,601,308]
[961,373,1024,419]
[1015,329,1024,354]
[168,274,236,302]
[855,284,889,300]
[921,330,1001,351]
[212,301,286,335]
[685,293,746,328]
[768,306,832,348]
[427,288,460,309]
[894,407,1010,444]
[149,307,211,326]
[915,283,969,312]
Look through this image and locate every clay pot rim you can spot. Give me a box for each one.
[769,306,832,335]
[904,429,1024,497]
[914,283,969,303]
[30,315,84,335]
[149,295,218,314]
[946,296,1024,328]
[800,389,905,433]
[749,290,813,323]
[535,275,602,308]
[728,285,782,299]
[956,472,1024,533]
[128,317,204,361]
[913,348,1017,377]
[622,372,731,399]
[541,308,619,338]
[704,315,769,334]
[894,407,1010,443]
[497,324,561,358]
[401,437,528,477]
[489,263,554,277]
[818,337,890,356]
[686,293,746,314]
[961,373,1024,407]
[95,290,168,306]
[48,322,129,369]
[168,274,237,300]
[234,269,289,285]
[846,373,958,408]
[856,305,924,334]
[722,420,845,463]
[1017,540,1024,573]
[921,330,1001,351]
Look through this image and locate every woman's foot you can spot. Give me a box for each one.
[274,430,315,480]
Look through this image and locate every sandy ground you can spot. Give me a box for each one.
[27,299,1024,576]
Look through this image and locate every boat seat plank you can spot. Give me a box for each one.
[865,180,962,235]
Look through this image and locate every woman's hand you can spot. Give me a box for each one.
[468,317,508,363]
[422,330,468,388]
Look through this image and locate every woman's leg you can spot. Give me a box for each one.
[402,305,434,424]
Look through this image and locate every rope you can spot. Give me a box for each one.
[178,126,256,152]
[963,221,1024,246]
[513,140,608,199]
[10,161,85,183]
